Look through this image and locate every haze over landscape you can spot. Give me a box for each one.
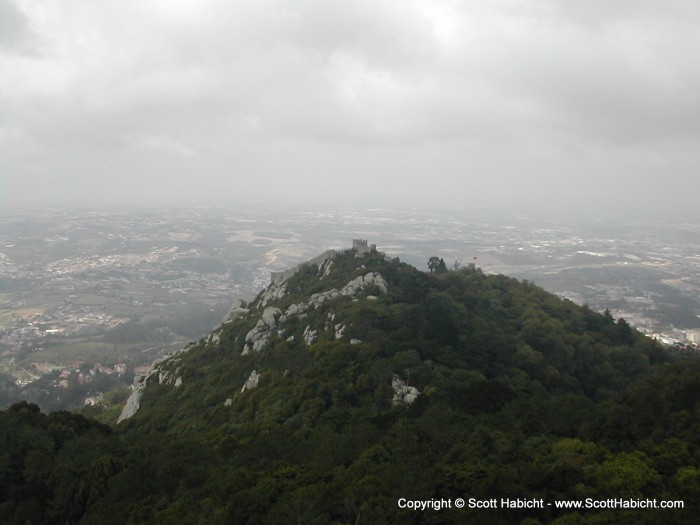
[1,0,699,435]
[2,0,699,210]
[2,2,700,524]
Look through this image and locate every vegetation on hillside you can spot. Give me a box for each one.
[1,250,698,524]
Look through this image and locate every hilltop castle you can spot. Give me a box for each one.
[270,239,377,286]
[352,239,376,254]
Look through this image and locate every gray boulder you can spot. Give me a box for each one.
[241,370,261,392]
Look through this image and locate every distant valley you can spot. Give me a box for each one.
[0,205,698,411]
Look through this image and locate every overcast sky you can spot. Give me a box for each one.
[1,0,699,211]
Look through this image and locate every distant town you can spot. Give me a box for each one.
[1,205,698,410]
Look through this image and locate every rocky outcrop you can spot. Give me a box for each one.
[243,307,285,354]
[392,375,420,406]
[245,269,389,350]
[318,258,334,278]
[222,299,249,323]
[120,241,387,421]
[258,283,287,308]
[117,377,146,423]
[309,289,341,307]
[308,272,388,307]
[262,307,282,326]
[303,325,318,346]
[241,370,261,392]
[118,344,194,423]
[341,272,388,295]
[243,270,386,353]
[285,302,308,317]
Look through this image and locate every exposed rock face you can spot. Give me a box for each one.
[241,370,261,392]
[258,283,287,308]
[341,272,388,295]
[319,258,334,278]
[117,378,145,423]
[118,343,194,423]
[242,270,386,354]
[303,325,318,346]
[222,299,249,323]
[308,272,388,307]
[119,241,387,421]
[309,289,341,307]
[392,375,421,406]
[262,307,283,327]
[243,307,285,355]
[285,302,308,317]
[243,270,389,352]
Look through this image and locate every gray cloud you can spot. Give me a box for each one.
[0,0,41,54]
[1,0,698,210]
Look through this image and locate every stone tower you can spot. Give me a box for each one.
[352,239,376,254]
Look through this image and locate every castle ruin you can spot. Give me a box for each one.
[270,239,378,286]
[352,239,377,254]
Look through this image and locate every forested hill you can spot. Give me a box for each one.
[2,248,699,524]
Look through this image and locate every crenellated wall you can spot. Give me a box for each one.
[353,239,376,254]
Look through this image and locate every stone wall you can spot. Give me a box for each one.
[269,239,378,286]
[352,239,376,254]
[270,249,340,285]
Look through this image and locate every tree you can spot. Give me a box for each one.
[604,308,614,323]
[428,257,448,274]
[427,257,440,273]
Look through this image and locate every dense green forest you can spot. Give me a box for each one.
[1,250,699,524]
